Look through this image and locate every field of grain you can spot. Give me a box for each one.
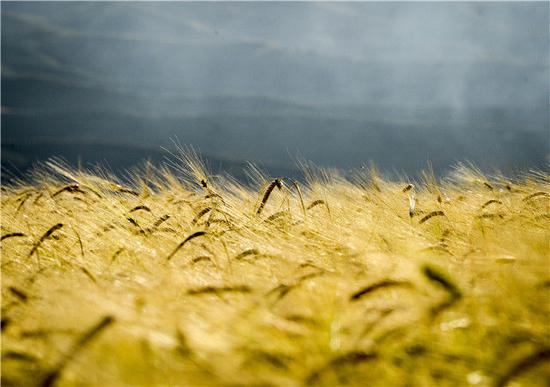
[1,156,549,386]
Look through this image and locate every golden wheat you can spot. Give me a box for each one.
[1,158,549,386]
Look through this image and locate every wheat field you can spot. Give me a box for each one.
[1,156,549,387]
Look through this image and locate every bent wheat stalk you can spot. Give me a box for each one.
[51,184,86,198]
[256,179,283,215]
[166,231,207,261]
[495,348,550,387]
[41,315,115,387]
[1,232,26,241]
[28,223,64,258]
[187,285,251,296]
[419,210,445,224]
[350,280,413,301]
[481,199,503,209]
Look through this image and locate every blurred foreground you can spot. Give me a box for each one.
[1,159,549,386]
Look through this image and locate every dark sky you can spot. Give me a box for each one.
[4,2,548,107]
[2,2,549,179]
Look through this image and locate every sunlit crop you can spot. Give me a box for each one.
[1,155,549,386]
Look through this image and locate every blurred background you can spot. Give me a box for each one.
[2,1,549,182]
